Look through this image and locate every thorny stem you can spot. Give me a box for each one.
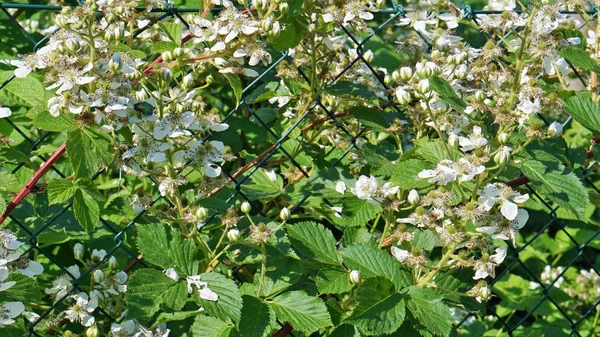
[206,243,231,273]
[257,244,267,297]
[507,6,538,110]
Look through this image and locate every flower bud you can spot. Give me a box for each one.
[430,50,442,59]
[162,69,173,82]
[455,64,467,79]
[384,74,392,84]
[164,268,180,282]
[85,325,99,337]
[227,229,241,241]
[494,146,511,165]
[114,26,125,40]
[446,55,455,65]
[196,207,208,220]
[162,51,174,62]
[270,22,281,38]
[407,189,420,206]
[135,90,148,102]
[363,50,374,63]
[252,0,259,9]
[66,39,80,53]
[478,285,491,302]
[262,17,273,31]
[416,79,430,94]
[548,121,563,138]
[91,249,106,262]
[108,256,117,269]
[475,90,486,102]
[279,3,289,14]
[349,270,362,284]
[173,47,184,58]
[395,87,411,105]
[498,132,509,144]
[104,30,114,42]
[109,53,122,72]
[280,207,291,221]
[93,269,105,283]
[399,67,412,81]
[391,70,401,82]
[241,201,252,214]
[448,133,458,147]
[182,73,194,90]
[74,243,84,260]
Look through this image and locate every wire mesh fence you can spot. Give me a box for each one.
[0,0,598,336]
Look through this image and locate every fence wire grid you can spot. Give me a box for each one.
[0,0,599,336]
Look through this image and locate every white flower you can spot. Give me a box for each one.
[110,320,137,337]
[458,126,488,152]
[335,181,346,194]
[391,247,411,263]
[0,302,24,325]
[46,265,80,300]
[13,258,44,277]
[548,121,563,137]
[63,292,98,326]
[473,246,507,279]
[0,107,11,118]
[0,267,15,291]
[397,10,436,33]
[46,63,95,94]
[407,189,420,205]
[418,160,456,185]
[516,96,541,126]
[265,169,277,181]
[351,175,378,202]
[349,270,362,284]
[476,209,529,245]
[477,183,529,220]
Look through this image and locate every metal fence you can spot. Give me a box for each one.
[0,1,598,336]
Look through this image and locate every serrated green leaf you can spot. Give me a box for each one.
[414,138,461,162]
[47,178,77,204]
[520,159,589,220]
[341,198,382,227]
[197,272,243,324]
[154,310,204,326]
[411,230,437,252]
[272,19,306,51]
[390,159,434,190]
[75,178,105,202]
[260,256,303,297]
[223,73,242,108]
[0,197,5,216]
[429,75,467,112]
[137,224,174,270]
[239,295,277,337]
[563,94,600,134]
[67,128,113,178]
[152,41,179,54]
[557,47,600,73]
[126,269,177,322]
[406,287,453,337]
[169,234,200,276]
[340,244,412,291]
[342,227,375,246]
[330,324,364,337]
[326,81,380,102]
[240,168,284,200]
[268,290,332,334]
[246,82,290,104]
[344,277,406,335]
[73,189,99,234]
[316,267,354,294]
[0,172,20,194]
[349,106,388,131]
[0,70,44,107]
[163,282,188,311]
[190,315,234,337]
[286,221,341,265]
[0,273,43,302]
[32,110,77,132]
[158,22,183,44]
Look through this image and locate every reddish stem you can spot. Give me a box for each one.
[0,143,66,224]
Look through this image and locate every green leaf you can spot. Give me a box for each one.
[326,81,380,102]
[272,19,306,51]
[0,274,43,302]
[0,70,45,107]
[260,256,303,297]
[75,178,106,202]
[340,198,382,227]
[406,287,453,337]
[520,158,589,220]
[137,224,174,270]
[152,41,179,54]
[557,47,600,73]
[348,106,388,131]
[414,138,461,162]
[126,269,177,321]
[239,295,277,337]
[169,234,201,276]
[344,277,406,335]
[240,168,284,200]
[67,128,113,178]
[33,110,77,132]
[286,221,342,265]
[390,159,434,190]
[316,267,354,294]
[154,310,204,326]
[73,189,99,234]
[158,22,183,44]
[246,82,290,104]
[0,172,20,194]
[197,272,243,324]
[563,94,600,134]
[268,290,332,334]
[429,75,467,112]
[330,324,364,337]
[163,282,189,311]
[223,73,242,108]
[47,178,77,204]
[340,244,412,291]
[411,230,437,252]
[190,315,234,337]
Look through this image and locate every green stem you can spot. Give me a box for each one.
[377,217,392,249]
[257,244,267,297]
[417,243,457,286]
[425,101,452,159]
